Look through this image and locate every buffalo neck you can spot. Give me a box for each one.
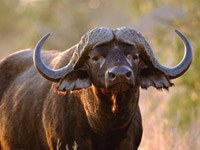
[80,85,140,135]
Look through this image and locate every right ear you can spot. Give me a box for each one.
[139,62,173,90]
[56,69,91,92]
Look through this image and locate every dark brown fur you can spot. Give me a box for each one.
[0,45,143,150]
[0,27,191,150]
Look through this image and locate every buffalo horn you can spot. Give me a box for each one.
[115,27,192,79]
[155,30,192,79]
[33,34,71,82]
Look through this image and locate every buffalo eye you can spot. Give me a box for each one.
[127,54,139,62]
[91,55,103,62]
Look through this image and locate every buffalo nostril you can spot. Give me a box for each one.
[108,72,116,79]
[126,71,132,78]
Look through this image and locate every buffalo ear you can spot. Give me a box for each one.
[56,70,91,92]
[139,66,173,90]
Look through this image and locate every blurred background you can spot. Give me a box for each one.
[0,0,199,149]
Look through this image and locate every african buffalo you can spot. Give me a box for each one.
[0,27,192,150]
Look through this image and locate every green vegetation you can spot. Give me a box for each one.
[156,0,200,131]
[127,0,200,131]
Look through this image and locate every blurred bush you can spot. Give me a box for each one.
[152,0,200,131]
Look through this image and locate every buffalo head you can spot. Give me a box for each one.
[33,27,192,94]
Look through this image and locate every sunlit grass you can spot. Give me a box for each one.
[139,90,200,150]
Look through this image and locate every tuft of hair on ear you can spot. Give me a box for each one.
[155,85,174,91]
[139,67,174,90]
[54,69,91,94]
[140,83,174,91]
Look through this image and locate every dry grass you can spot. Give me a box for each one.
[140,121,200,150]
[139,89,200,150]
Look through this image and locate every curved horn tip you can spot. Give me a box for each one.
[174,29,187,40]
[41,33,51,42]
[34,33,51,50]
[174,29,180,34]
[154,29,192,79]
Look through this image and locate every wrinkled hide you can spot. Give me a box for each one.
[0,27,192,150]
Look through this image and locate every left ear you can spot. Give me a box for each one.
[139,65,173,90]
[56,69,91,92]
